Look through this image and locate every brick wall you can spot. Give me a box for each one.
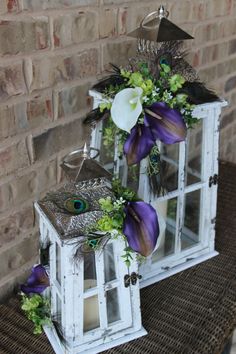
[0,0,235,299]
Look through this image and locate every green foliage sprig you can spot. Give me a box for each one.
[85,180,138,263]
[21,294,51,334]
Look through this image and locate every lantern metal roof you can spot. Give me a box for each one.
[38,144,113,239]
[127,5,193,43]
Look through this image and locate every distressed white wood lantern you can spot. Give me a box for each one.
[89,90,227,288]
[34,151,146,354]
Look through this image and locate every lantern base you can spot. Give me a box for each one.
[140,250,219,289]
[43,324,147,354]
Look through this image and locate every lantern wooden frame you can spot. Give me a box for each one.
[89,90,227,288]
[35,202,147,354]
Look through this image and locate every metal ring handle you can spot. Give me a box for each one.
[62,147,100,169]
[140,9,169,30]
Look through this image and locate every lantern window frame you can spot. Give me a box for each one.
[35,202,147,354]
[89,90,227,288]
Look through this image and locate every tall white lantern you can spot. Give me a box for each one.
[89,90,227,288]
[34,153,146,354]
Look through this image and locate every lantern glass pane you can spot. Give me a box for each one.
[56,294,62,324]
[84,295,100,332]
[84,252,97,290]
[186,120,202,186]
[106,288,120,324]
[160,143,179,193]
[100,118,115,170]
[104,243,116,283]
[181,189,201,250]
[40,244,50,266]
[127,164,140,193]
[56,243,61,285]
[152,197,177,262]
[118,164,125,183]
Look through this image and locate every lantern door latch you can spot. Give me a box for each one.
[124,272,142,287]
[209,174,218,187]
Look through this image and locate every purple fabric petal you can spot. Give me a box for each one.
[144,102,187,144]
[123,201,159,257]
[27,265,49,286]
[21,284,48,295]
[124,124,155,165]
[21,264,49,295]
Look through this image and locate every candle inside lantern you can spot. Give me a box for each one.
[153,200,167,258]
[84,279,100,332]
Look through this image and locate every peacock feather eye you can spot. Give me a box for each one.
[64,197,89,214]
[158,53,172,69]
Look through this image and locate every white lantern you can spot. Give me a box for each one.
[34,150,146,354]
[89,90,227,288]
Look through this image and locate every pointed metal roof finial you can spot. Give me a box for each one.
[158,5,166,19]
[82,142,89,158]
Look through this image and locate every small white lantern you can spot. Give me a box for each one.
[34,149,146,354]
[89,90,227,288]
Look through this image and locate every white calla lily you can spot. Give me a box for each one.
[111,87,143,132]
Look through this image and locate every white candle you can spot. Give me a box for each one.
[83,279,100,332]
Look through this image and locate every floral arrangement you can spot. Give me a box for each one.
[20,265,51,334]
[88,179,159,264]
[86,62,199,177]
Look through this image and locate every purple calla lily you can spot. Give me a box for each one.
[123,201,159,257]
[144,102,187,144]
[21,264,49,295]
[124,124,156,165]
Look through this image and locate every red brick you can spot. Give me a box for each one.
[0,141,30,178]
[229,39,236,55]
[201,42,228,65]
[0,2,8,14]
[0,160,57,212]
[30,48,99,91]
[53,11,98,48]
[193,23,220,45]
[187,50,201,68]
[0,234,38,280]
[117,5,154,35]
[217,57,236,77]
[220,109,236,129]
[198,65,218,84]
[57,81,92,119]
[0,206,34,248]
[205,0,233,18]
[33,118,90,160]
[0,105,15,140]
[117,7,128,35]
[191,1,206,21]
[99,8,117,38]
[21,0,98,11]
[7,0,20,12]
[0,62,26,100]
[225,76,236,92]
[103,0,135,4]
[0,94,53,140]
[102,39,136,70]
[170,1,193,23]
[0,18,49,55]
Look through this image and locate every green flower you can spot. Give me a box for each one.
[21,294,51,335]
[169,74,185,92]
[97,215,114,232]
[99,197,114,212]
